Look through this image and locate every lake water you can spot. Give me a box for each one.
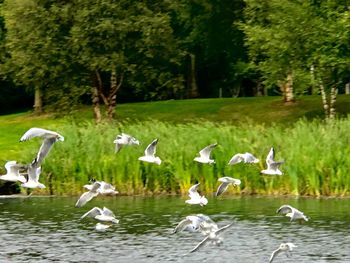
[0,195,349,263]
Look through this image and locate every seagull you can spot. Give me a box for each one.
[269,243,297,263]
[113,133,140,153]
[260,147,284,175]
[81,206,119,224]
[0,161,27,183]
[75,181,101,208]
[215,177,241,197]
[20,127,64,166]
[185,183,208,206]
[84,181,119,195]
[189,222,233,253]
[21,163,45,189]
[95,223,111,231]
[276,205,309,222]
[138,138,161,165]
[228,152,259,165]
[194,143,217,164]
[173,214,218,234]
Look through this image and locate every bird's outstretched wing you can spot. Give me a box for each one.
[215,182,229,197]
[173,218,192,233]
[189,235,210,253]
[228,154,243,165]
[20,128,59,141]
[276,205,294,214]
[199,143,217,159]
[269,248,282,263]
[75,190,99,208]
[34,138,56,165]
[81,207,102,219]
[145,139,158,157]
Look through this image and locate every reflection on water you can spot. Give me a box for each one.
[0,195,349,262]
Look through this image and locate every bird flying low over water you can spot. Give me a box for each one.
[138,138,161,165]
[276,205,309,222]
[0,161,27,183]
[21,163,45,189]
[215,177,241,197]
[113,133,140,153]
[20,127,64,166]
[84,180,118,195]
[173,214,218,235]
[81,206,119,224]
[189,222,233,253]
[228,152,259,166]
[269,243,297,263]
[194,143,217,164]
[260,147,284,175]
[185,183,208,206]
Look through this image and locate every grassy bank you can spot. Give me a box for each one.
[1,96,350,196]
[12,118,350,197]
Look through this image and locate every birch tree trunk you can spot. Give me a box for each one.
[319,83,329,118]
[34,86,43,114]
[283,73,294,103]
[319,82,337,120]
[329,86,338,119]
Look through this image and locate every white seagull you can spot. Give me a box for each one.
[269,243,297,263]
[113,133,140,153]
[0,161,27,183]
[81,206,119,224]
[228,152,259,165]
[189,222,233,253]
[173,214,218,234]
[260,147,284,175]
[276,205,309,222]
[21,163,45,189]
[215,177,241,197]
[20,127,64,166]
[194,143,217,164]
[75,181,101,208]
[138,138,161,165]
[185,183,208,206]
[84,180,119,195]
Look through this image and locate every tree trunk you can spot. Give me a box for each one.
[319,82,337,120]
[34,86,43,114]
[283,73,294,103]
[91,71,102,123]
[329,86,337,119]
[319,83,329,118]
[107,69,118,121]
[188,53,199,98]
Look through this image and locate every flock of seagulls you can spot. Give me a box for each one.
[0,128,310,261]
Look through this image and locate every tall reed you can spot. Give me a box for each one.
[19,118,350,196]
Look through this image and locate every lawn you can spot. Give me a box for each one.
[1,95,350,162]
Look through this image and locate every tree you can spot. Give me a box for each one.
[241,0,316,102]
[241,0,350,111]
[2,0,86,114]
[70,0,183,122]
[307,1,350,119]
[170,0,247,98]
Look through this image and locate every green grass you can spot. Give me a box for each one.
[1,95,350,196]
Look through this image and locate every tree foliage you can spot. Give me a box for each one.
[241,0,350,101]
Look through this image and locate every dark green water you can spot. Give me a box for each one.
[0,195,349,262]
